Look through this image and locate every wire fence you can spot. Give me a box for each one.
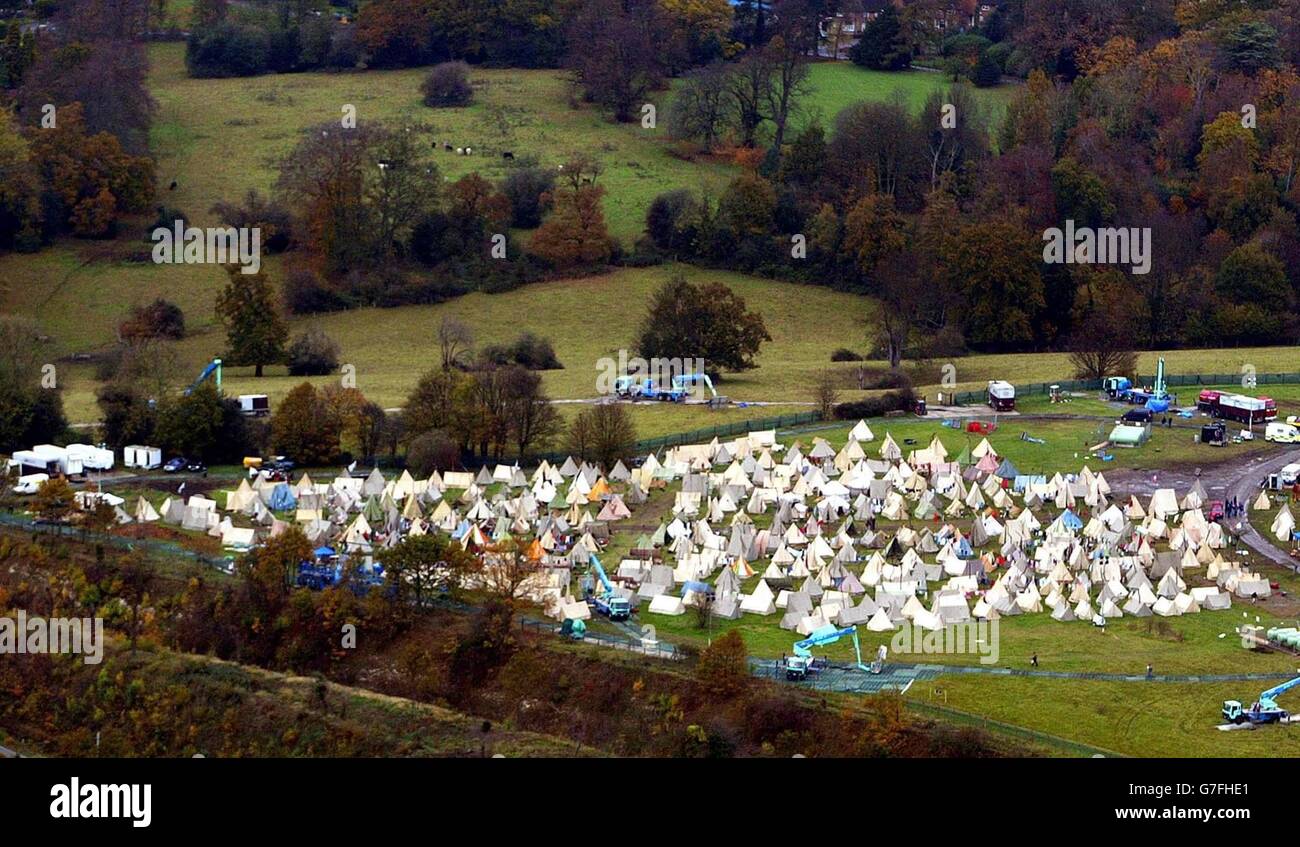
[0,511,232,569]
[519,617,682,661]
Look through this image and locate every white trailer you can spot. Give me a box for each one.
[124,445,163,470]
[238,394,270,417]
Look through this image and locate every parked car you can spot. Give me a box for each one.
[185,460,208,474]
[163,457,187,473]
[266,456,295,473]
[1121,408,1153,423]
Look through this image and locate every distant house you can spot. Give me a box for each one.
[819,0,996,60]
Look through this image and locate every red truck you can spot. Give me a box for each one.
[1197,390,1277,424]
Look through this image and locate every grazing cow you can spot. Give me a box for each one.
[456,147,464,155]
[465,147,473,155]
[444,143,453,151]
[502,151,514,160]
[169,180,177,190]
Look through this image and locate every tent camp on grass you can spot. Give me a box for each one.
[74,417,1265,654]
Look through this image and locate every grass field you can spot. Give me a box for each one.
[22,260,876,424]
[798,63,1016,138]
[787,415,1279,476]
[907,675,1300,757]
[147,42,737,244]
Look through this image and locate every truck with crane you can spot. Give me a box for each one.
[784,624,882,680]
[613,372,727,406]
[1122,357,1174,412]
[583,553,632,621]
[1223,675,1300,725]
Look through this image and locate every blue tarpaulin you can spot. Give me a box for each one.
[268,482,297,511]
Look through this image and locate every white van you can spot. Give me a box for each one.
[1280,463,1300,487]
[12,473,49,495]
[1266,422,1300,444]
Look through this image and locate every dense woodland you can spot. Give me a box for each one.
[2,0,1300,459]
[0,527,1011,757]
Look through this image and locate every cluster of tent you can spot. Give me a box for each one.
[86,419,1271,632]
[577,423,1263,634]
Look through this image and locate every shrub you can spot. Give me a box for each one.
[406,429,459,475]
[120,298,185,341]
[286,327,341,376]
[186,23,272,78]
[830,348,863,362]
[211,190,294,253]
[421,61,474,107]
[972,50,1002,87]
[645,189,700,253]
[834,387,916,419]
[284,267,350,314]
[480,333,563,370]
[501,167,555,228]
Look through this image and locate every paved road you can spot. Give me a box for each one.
[1107,443,1300,572]
[1223,446,1300,570]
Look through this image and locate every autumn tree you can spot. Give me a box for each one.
[635,274,771,373]
[275,122,439,273]
[379,533,480,606]
[696,629,749,699]
[153,381,226,460]
[842,193,908,280]
[24,102,154,237]
[501,365,563,458]
[810,368,840,419]
[949,221,1046,350]
[215,265,287,377]
[32,477,75,523]
[437,316,474,371]
[0,315,65,451]
[272,382,341,465]
[1067,272,1140,380]
[529,183,613,268]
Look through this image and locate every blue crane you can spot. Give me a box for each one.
[785,624,873,680]
[184,358,223,396]
[584,553,631,621]
[1223,674,1300,725]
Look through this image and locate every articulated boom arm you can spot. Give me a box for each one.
[672,372,717,399]
[185,358,223,396]
[1260,675,1300,706]
[793,625,867,670]
[588,553,616,596]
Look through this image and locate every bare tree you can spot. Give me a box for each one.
[811,369,841,418]
[480,539,543,606]
[871,252,924,369]
[437,317,474,371]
